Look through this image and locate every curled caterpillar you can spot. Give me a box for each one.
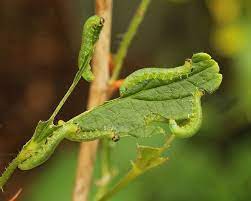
[169,90,203,138]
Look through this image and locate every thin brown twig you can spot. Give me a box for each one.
[8,188,22,201]
[72,1,113,201]
[106,79,124,98]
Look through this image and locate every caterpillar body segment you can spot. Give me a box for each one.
[120,60,192,97]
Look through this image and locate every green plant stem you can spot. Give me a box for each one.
[97,169,139,201]
[0,157,19,190]
[109,0,151,83]
[50,56,91,121]
[95,139,112,199]
[161,134,175,153]
[97,134,175,201]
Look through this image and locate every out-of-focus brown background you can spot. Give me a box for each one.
[1,0,251,200]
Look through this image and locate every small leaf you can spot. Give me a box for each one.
[131,145,168,174]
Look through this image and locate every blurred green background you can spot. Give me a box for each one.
[1,0,251,200]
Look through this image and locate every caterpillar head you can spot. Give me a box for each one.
[83,15,105,45]
[190,53,222,94]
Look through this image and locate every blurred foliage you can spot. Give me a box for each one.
[22,136,251,201]
[1,0,251,200]
[208,0,251,120]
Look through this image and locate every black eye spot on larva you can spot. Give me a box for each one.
[200,90,205,96]
[100,17,105,25]
[185,58,192,63]
[112,134,120,142]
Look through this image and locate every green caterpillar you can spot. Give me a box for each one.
[119,59,193,97]
[169,90,203,138]
[78,16,105,81]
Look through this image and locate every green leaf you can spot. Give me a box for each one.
[132,145,168,173]
[68,52,222,141]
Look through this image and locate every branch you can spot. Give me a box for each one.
[73,0,152,199]
[8,188,22,201]
[109,0,151,83]
[72,1,113,201]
